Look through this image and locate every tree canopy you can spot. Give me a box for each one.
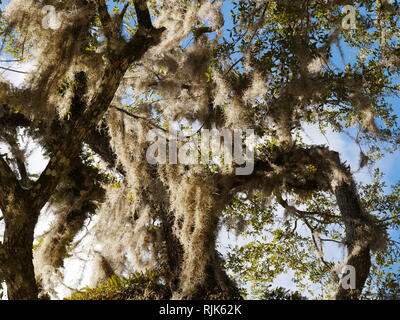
[0,0,399,300]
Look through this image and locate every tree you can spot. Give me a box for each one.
[0,0,398,300]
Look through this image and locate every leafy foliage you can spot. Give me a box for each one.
[66,272,169,300]
[262,286,307,300]
[0,0,399,300]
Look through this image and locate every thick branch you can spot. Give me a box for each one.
[0,156,17,186]
[0,105,118,172]
[0,155,21,209]
[134,0,153,30]
[333,177,373,300]
[115,3,130,32]
[0,105,31,128]
[96,0,114,41]
[0,241,5,263]
[304,148,384,299]
[32,16,166,211]
[193,26,214,39]
[85,125,117,168]
[223,145,384,299]
[2,131,30,187]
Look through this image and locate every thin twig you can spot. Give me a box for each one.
[113,106,166,132]
[0,66,30,74]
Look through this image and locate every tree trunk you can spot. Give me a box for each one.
[328,150,375,300]
[334,181,371,300]
[2,203,39,300]
[197,250,243,300]
[159,206,183,294]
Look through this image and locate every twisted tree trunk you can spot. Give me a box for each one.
[326,150,382,299]
[333,169,372,300]
[1,200,39,300]
[241,146,385,300]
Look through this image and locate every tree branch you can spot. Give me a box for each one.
[2,131,30,187]
[115,3,130,31]
[31,8,166,211]
[95,0,114,41]
[306,147,384,300]
[0,241,5,262]
[85,125,118,168]
[193,26,214,39]
[0,105,118,173]
[133,0,153,30]
[223,145,384,299]
[0,154,21,209]
[113,106,167,132]
[0,105,32,128]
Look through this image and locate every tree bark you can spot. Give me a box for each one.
[229,146,383,300]
[193,250,243,300]
[159,205,183,294]
[1,202,39,300]
[333,180,372,300]
[325,150,378,299]
[0,0,165,300]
